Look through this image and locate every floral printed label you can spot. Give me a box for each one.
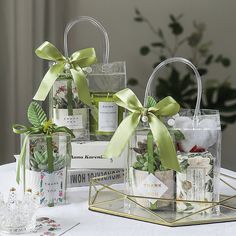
[40,169,66,205]
[176,152,215,213]
[98,102,118,132]
[26,168,66,206]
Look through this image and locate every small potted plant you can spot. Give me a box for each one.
[13,102,74,207]
[104,91,180,211]
[129,129,176,210]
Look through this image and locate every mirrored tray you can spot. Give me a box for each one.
[89,171,236,227]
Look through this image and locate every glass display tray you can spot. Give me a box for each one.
[89,171,236,227]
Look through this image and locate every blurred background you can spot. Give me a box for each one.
[0,0,236,170]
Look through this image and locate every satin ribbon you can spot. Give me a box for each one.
[104,88,180,171]
[13,121,75,184]
[33,41,97,106]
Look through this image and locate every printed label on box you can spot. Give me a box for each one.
[71,141,126,169]
[98,102,118,132]
[53,108,87,129]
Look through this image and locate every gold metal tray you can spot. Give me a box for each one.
[89,172,236,227]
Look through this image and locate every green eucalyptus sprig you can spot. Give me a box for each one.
[13,101,75,184]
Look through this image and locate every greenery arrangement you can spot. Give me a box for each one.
[130,9,236,129]
[28,102,72,172]
[29,142,66,172]
[13,101,74,177]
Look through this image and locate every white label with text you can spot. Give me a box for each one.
[98,102,118,132]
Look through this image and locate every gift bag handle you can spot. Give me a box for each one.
[64,16,110,64]
[144,57,202,118]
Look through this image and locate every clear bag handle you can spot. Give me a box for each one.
[144,57,202,118]
[64,16,110,64]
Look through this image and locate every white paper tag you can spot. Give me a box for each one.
[136,174,168,203]
[98,102,118,132]
[53,108,86,129]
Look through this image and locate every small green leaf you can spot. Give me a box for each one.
[151,42,164,47]
[153,62,160,69]
[160,55,167,61]
[187,32,202,47]
[140,46,150,55]
[169,129,185,141]
[127,78,138,86]
[27,102,47,127]
[169,22,183,35]
[135,8,141,15]
[133,162,144,169]
[158,29,164,38]
[170,14,176,22]
[221,58,231,67]
[198,68,208,76]
[149,201,158,210]
[215,54,223,63]
[205,55,213,65]
[134,17,143,22]
[34,151,44,164]
[147,96,156,108]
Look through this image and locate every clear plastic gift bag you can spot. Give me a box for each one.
[49,17,102,141]
[19,133,71,207]
[143,57,221,213]
[104,57,221,213]
[50,16,126,141]
[66,17,128,141]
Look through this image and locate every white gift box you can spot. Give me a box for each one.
[71,141,126,169]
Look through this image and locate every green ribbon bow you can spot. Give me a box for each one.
[104,88,180,172]
[33,41,97,106]
[13,120,75,185]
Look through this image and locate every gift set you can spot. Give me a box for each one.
[11,16,126,213]
[89,57,236,226]
[6,14,236,234]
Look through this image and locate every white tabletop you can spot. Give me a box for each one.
[1,163,236,236]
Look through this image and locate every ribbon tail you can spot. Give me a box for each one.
[16,134,29,185]
[46,135,54,173]
[104,113,141,159]
[70,68,92,107]
[66,79,73,115]
[33,62,65,101]
[147,131,155,174]
[148,113,180,172]
[55,126,75,138]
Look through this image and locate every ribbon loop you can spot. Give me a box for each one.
[114,88,143,113]
[35,41,65,61]
[104,88,180,172]
[33,41,97,106]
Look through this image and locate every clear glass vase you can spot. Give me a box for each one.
[49,73,90,141]
[21,133,71,207]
